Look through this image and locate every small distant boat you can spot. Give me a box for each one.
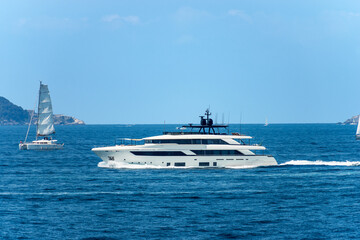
[356,116,360,140]
[19,82,64,150]
[264,118,268,127]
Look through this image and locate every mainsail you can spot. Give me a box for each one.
[37,82,55,136]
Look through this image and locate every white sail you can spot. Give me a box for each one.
[37,83,55,136]
[356,115,360,135]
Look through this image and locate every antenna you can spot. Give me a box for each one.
[205,108,211,121]
[227,112,230,134]
[222,113,224,125]
[215,113,218,124]
[163,120,166,134]
[239,112,242,135]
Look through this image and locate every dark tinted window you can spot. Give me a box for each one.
[145,139,228,145]
[192,150,244,156]
[174,162,186,166]
[131,151,186,156]
[199,162,210,166]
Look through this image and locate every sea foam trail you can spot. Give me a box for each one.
[225,165,273,169]
[281,160,360,166]
[98,160,360,169]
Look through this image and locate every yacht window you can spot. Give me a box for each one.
[213,162,217,166]
[199,162,209,166]
[174,162,185,167]
[192,150,244,156]
[131,151,186,156]
[202,139,226,144]
[233,139,249,145]
[145,139,228,145]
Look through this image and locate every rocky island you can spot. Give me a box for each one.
[0,96,85,125]
[339,115,359,125]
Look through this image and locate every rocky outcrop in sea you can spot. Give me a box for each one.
[340,115,359,125]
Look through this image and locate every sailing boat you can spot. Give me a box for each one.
[356,115,360,140]
[19,82,64,150]
[264,117,269,127]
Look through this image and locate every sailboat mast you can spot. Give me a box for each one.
[24,99,37,143]
[36,81,41,140]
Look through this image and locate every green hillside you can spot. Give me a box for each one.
[0,97,29,125]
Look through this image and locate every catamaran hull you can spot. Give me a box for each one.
[19,143,64,150]
[92,148,277,168]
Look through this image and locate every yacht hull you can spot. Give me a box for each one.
[19,143,64,150]
[92,147,277,168]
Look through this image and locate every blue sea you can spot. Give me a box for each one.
[1,124,360,239]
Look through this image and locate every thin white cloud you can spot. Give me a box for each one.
[228,9,252,23]
[102,14,120,22]
[102,14,140,25]
[122,16,140,24]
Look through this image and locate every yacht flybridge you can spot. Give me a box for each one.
[92,109,277,168]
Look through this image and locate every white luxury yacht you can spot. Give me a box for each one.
[92,109,277,168]
[19,82,64,150]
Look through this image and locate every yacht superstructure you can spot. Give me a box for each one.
[92,109,277,168]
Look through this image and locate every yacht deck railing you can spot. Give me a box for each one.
[115,138,144,146]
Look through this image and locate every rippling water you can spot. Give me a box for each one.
[1,124,360,239]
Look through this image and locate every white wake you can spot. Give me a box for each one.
[281,160,360,166]
[98,160,360,170]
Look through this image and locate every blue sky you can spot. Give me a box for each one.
[1,0,360,124]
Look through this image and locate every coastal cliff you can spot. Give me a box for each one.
[341,115,359,125]
[0,96,85,125]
